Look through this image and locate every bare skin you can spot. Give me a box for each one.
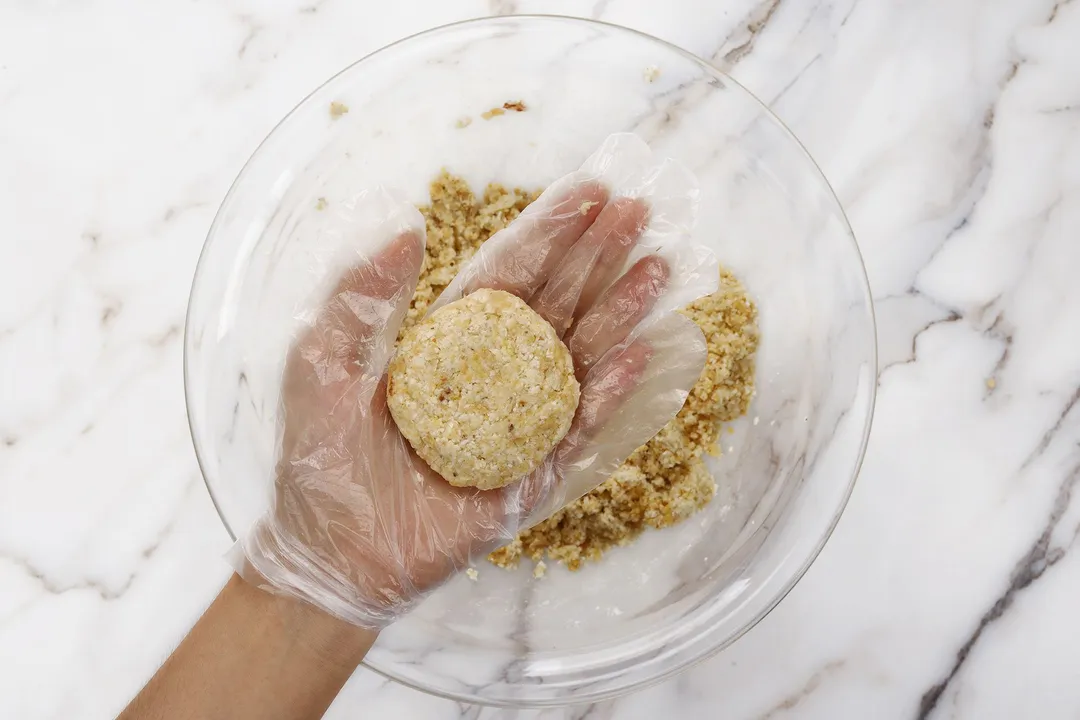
[119,576,374,720]
[118,184,697,719]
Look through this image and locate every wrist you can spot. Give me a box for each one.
[229,574,378,674]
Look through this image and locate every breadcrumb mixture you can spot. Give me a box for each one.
[402,172,540,335]
[412,172,759,571]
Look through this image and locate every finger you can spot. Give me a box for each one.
[556,340,652,463]
[329,229,425,310]
[530,197,649,336]
[524,314,707,525]
[574,198,651,315]
[460,181,608,301]
[565,254,669,380]
[509,341,651,525]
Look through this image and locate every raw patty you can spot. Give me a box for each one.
[387,288,580,490]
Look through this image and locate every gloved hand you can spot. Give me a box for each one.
[235,137,717,629]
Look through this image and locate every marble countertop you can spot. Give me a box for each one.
[3,0,1079,718]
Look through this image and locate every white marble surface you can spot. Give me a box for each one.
[1,0,1079,718]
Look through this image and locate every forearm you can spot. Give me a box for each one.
[119,574,377,720]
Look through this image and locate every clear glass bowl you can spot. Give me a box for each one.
[184,16,876,708]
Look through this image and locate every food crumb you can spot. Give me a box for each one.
[481,101,526,119]
[533,561,547,579]
[579,200,599,215]
[986,377,997,389]
[329,101,349,119]
[466,567,479,581]
[753,416,760,426]
[315,197,328,211]
[455,116,472,129]
[412,172,759,572]
[644,66,661,82]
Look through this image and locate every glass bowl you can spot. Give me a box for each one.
[184,15,876,708]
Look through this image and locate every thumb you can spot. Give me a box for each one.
[358,229,425,376]
[321,228,426,379]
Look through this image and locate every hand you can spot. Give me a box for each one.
[236,177,710,629]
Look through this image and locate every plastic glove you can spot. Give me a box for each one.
[235,135,717,629]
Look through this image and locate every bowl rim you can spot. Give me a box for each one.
[184,12,878,709]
